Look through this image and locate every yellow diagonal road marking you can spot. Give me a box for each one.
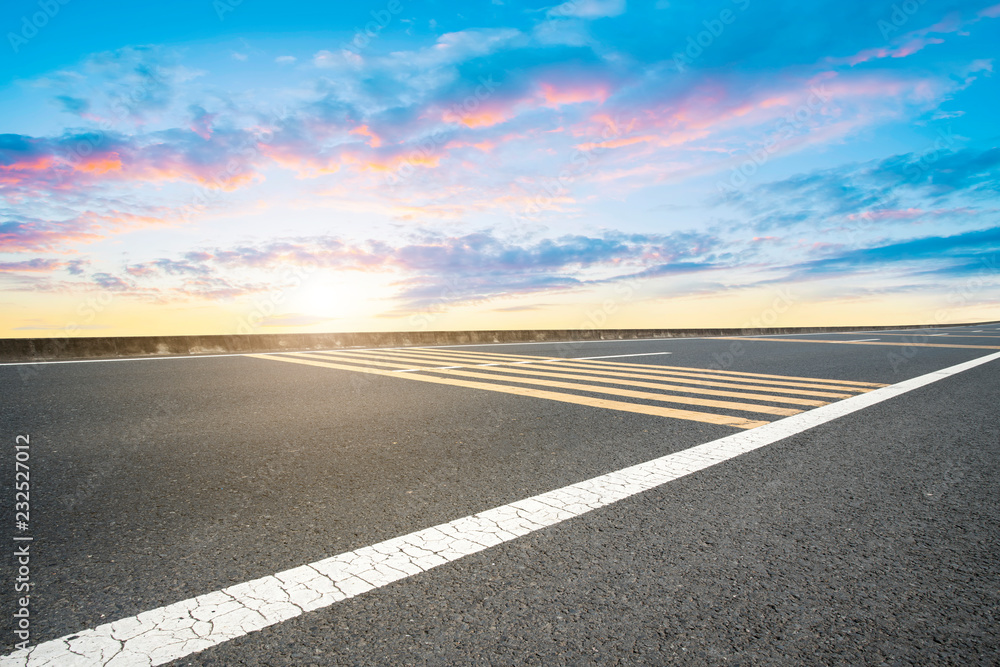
[304,352,828,407]
[299,352,807,415]
[401,347,888,388]
[505,359,867,394]
[347,348,867,395]
[341,348,520,366]
[252,353,769,428]
[309,351,829,407]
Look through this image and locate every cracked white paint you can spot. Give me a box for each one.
[3,350,998,667]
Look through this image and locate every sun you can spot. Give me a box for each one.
[285,272,392,319]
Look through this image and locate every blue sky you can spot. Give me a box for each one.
[1,0,998,336]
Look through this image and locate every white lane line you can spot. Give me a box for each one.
[385,352,671,373]
[566,352,673,361]
[741,328,948,337]
[4,350,997,667]
[845,339,880,343]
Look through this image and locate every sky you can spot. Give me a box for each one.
[1,0,999,338]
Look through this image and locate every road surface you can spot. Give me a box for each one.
[2,324,999,665]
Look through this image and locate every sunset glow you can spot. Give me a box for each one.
[1,0,999,337]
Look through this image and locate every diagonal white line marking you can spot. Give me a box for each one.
[4,351,999,667]
[845,338,880,342]
[567,352,673,361]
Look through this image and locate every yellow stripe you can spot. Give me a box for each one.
[543,358,885,387]
[537,359,871,393]
[342,348,516,367]
[306,351,829,407]
[469,360,855,399]
[399,347,888,388]
[325,350,855,398]
[717,337,1000,350]
[300,352,806,415]
[353,348,871,393]
[252,354,769,429]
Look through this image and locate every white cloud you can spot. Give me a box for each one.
[533,19,590,46]
[275,55,297,65]
[408,28,524,68]
[313,50,337,67]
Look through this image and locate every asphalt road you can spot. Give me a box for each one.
[2,324,999,665]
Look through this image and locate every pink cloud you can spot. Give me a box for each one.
[0,131,269,194]
[189,108,217,140]
[840,36,945,66]
[76,153,124,174]
[0,258,73,273]
[0,219,103,253]
[352,149,443,173]
[537,81,609,109]
[981,3,1000,18]
[574,134,657,152]
[846,207,979,222]
[350,125,383,148]
[0,154,56,177]
[847,208,925,222]
[443,139,497,153]
[259,143,341,178]
[442,105,517,128]
[833,6,999,66]
[125,265,159,277]
[436,77,613,130]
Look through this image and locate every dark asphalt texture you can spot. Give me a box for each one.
[1,324,998,665]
